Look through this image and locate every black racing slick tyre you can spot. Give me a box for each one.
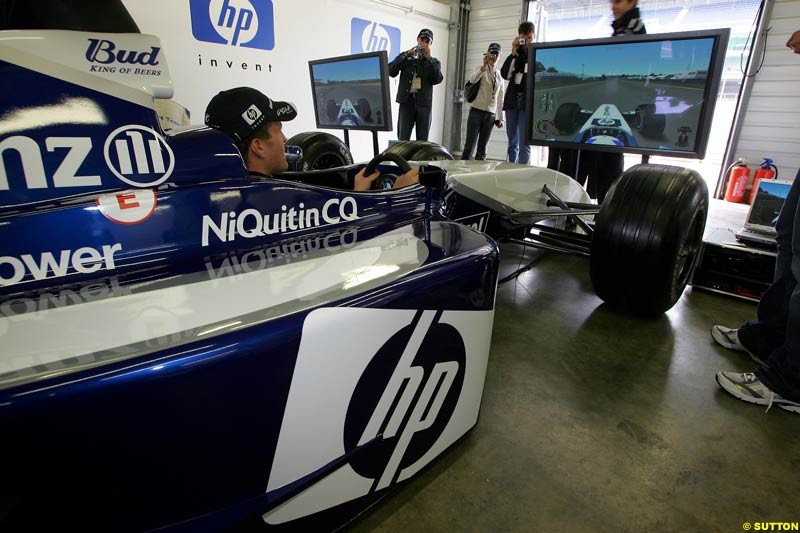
[357,98,373,123]
[634,104,666,137]
[286,132,353,171]
[382,140,454,161]
[590,164,708,315]
[554,102,582,134]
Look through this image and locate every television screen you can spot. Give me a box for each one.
[527,29,730,159]
[309,51,393,131]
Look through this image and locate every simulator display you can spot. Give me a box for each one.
[309,51,393,131]
[527,29,730,159]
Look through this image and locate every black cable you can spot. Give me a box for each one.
[498,240,542,284]
[741,0,770,78]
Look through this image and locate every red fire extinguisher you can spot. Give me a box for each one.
[724,158,750,203]
[748,158,778,204]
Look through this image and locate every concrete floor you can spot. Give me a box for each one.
[349,245,800,532]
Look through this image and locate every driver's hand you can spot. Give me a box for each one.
[393,168,420,189]
[354,168,380,191]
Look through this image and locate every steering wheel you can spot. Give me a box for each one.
[363,152,412,190]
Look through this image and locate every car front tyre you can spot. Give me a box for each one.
[590,164,708,314]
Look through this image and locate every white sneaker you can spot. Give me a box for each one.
[715,371,800,414]
[711,325,766,366]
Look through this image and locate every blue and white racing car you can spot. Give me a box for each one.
[0,10,708,532]
[554,102,667,146]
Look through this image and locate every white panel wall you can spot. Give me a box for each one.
[731,0,800,181]
[122,0,450,163]
[459,0,523,160]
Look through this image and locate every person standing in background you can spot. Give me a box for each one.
[461,42,505,160]
[500,21,535,165]
[389,28,444,141]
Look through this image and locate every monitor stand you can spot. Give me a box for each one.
[342,129,381,157]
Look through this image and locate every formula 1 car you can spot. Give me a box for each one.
[554,102,667,144]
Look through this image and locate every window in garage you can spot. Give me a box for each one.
[527,0,763,190]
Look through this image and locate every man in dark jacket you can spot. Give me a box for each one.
[547,0,646,201]
[388,28,444,141]
[500,21,535,165]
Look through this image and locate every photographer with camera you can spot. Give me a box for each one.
[461,43,504,161]
[500,21,535,164]
[388,28,444,141]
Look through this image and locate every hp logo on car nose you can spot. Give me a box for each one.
[190,0,275,50]
[103,125,175,187]
[351,18,400,57]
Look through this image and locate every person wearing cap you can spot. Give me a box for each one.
[388,28,444,141]
[205,87,299,178]
[461,42,505,161]
[500,21,535,165]
[205,86,418,190]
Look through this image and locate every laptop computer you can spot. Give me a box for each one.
[735,179,793,247]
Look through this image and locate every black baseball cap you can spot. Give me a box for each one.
[205,87,297,142]
[418,28,433,42]
[487,42,502,54]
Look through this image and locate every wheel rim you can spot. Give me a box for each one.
[311,153,347,170]
[675,208,705,286]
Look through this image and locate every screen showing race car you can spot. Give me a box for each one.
[309,51,393,131]
[527,28,729,159]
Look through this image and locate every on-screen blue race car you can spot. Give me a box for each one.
[554,102,667,146]
[0,5,709,531]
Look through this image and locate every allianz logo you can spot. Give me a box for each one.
[0,126,174,192]
[85,38,161,66]
[201,198,360,247]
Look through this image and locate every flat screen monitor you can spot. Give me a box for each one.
[309,51,393,131]
[526,28,730,159]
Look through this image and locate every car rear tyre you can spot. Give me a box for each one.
[590,164,708,314]
[286,132,354,171]
[383,140,454,161]
[554,102,582,133]
[357,98,372,123]
[634,104,666,137]
[325,99,338,122]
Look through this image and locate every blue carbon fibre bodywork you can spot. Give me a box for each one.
[0,31,500,531]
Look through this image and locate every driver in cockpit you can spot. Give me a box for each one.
[205,87,418,190]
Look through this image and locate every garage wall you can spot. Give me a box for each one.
[728,0,800,183]
[122,0,450,163]
[458,0,524,160]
